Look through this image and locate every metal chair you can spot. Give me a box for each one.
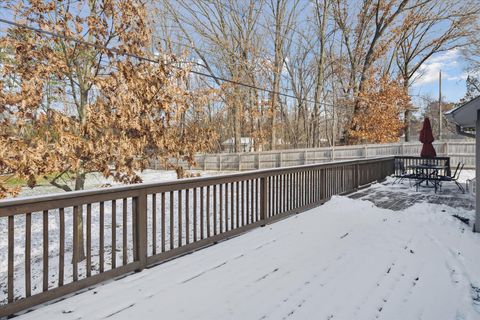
[439,162,465,193]
[393,159,416,184]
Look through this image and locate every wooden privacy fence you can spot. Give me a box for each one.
[151,140,475,171]
[0,157,395,317]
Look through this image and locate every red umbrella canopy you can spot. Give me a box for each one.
[419,117,436,158]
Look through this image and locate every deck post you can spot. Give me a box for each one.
[260,177,268,226]
[475,110,480,232]
[135,191,148,270]
[354,161,360,189]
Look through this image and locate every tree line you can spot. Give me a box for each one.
[157,0,480,149]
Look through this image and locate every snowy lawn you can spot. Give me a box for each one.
[13,182,480,320]
[16,169,227,198]
[0,169,231,305]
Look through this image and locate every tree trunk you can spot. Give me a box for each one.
[73,88,88,262]
[312,0,329,148]
[234,94,242,153]
[403,78,411,142]
[404,109,412,142]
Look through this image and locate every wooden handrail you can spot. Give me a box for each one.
[0,157,394,216]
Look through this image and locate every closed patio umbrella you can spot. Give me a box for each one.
[419,117,436,158]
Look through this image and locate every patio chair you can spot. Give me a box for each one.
[393,159,416,184]
[439,162,465,193]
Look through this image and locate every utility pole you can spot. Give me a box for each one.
[439,70,442,140]
[331,81,336,161]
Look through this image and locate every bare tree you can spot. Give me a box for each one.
[396,0,480,141]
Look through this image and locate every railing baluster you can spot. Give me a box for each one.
[132,198,136,257]
[206,186,210,237]
[250,180,255,222]
[297,171,300,208]
[274,175,278,214]
[230,183,234,230]
[170,191,174,249]
[185,189,190,244]
[294,172,297,209]
[72,206,78,281]
[112,200,117,268]
[43,210,49,292]
[306,171,310,205]
[219,184,224,233]
[268,176,272,217]
[317,169,321,201]
[276,174,280,214]
[86,204,92,276]
[312,170,315,202]
[311,171,315,203]
[256,178,260,221]
[122,199,128,265]
[305,171,308,205]
[161,193,166,252]
[152,194,157,255]
[25,213,31,297]
[312,171,316,203]
[300,171,304,207]
[236,181,240,228]
[287,174,291,211]
[200,187,204,239]
[225,183,230,232]
[326,169,329,198]
[290,173,293,210]
[241,180,245,226]
[193,189,197,242]
[8,215,14,303]
[178,190,182,247]
[135,191,147,270]
[213,185,217,235]
[246,180,250,224]
[260,177,267,224]
[100,202,105,273]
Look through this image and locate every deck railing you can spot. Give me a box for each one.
[394,156,451,178]
[0,157,394,317]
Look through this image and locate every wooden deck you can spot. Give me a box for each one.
[0,158,395,317]
[13,181,480,320]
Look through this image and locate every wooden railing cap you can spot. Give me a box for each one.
[0,157,394,209]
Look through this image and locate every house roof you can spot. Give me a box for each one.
[444,95,480,129]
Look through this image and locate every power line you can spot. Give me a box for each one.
[0,18,159,63]
[0,17,406,111]
[0,17,344,109]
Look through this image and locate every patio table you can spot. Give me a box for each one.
[408,163,447,193]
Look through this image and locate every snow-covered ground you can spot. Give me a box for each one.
[0,169,231,306]
[16,169,226,198]
[12,177,480,320]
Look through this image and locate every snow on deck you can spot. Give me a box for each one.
[15,181,480,320]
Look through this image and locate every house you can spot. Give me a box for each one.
[222,137,254,153]
[444,95,480,232]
